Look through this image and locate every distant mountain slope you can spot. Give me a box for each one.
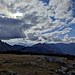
[0,40,75,55]
[11,45,25,51]
[21,43,75,55]
[0,40,11,52]
[21,43,63,54]
[0,40,24,52]
[52,43,75,55]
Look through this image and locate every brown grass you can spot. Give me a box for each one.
[0,54,75,75]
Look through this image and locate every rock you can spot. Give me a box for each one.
[61,66,68,71]
[3,59,12,63]
[37,57,43,62]
[56,66,68,74]
[9,71,14,75]
[29,62,37,66]
[67,62,75,68]
[15,62,37,67]
[9,71,20,75]
[45,57,64,63]
[45,57,53,62]
[68,71,75,75]
[67,63,73,68]
[43,63,45,66]
[0,70,20,75]
[55,58,64,63]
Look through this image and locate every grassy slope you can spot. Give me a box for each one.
[0,54,75,75]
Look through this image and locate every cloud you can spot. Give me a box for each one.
[69,37,75,42]
[60,28,72,34]
[0,0,75,45]
[27,33,38,41]
[49,0,72,19]
[69,18,75,24]
[0,18,25,39]
[63,34,69,42]
[63,35,75,43]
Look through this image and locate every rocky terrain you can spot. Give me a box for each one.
[0,54,75,75]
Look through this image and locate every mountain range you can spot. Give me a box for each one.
[0,40,24,52]
[0,40,75,55]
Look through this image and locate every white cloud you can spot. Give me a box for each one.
[69,37,75,42]
[69,18,75,24]
[63,35,75,43]
[60,28,72,34]
[49,0,72,19]
[0,0,75,45]
[63,34,69,42]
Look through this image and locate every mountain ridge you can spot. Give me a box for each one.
[0,40,75,55]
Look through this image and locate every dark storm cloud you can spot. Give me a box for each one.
[0,17,23,25]
[0,18,25,39]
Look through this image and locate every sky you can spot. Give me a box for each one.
[0,0,75,45]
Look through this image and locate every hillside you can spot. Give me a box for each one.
[22,43,63,54]
[0,54,75,75]
[0,40,24,52]
[0,40,75,55]
[0,40,11,52]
